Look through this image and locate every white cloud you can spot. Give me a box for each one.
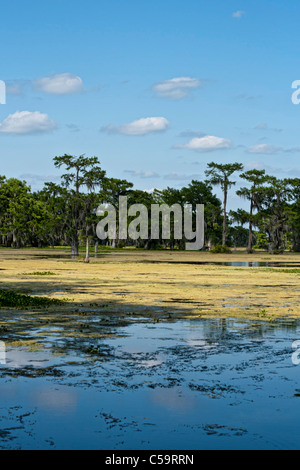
[175,135,232,152]
[19,173,61,187]
[245,161,300,178]
[144,188,157,194]
[102,117,169,136]
[246,143,300,155]
[152,77,202,100]
[34,73,83,95]
[0,111,56,135]
[125,170,160,178]
[244,160,267,171]
[246,144,281,154]
[232,10,245,18]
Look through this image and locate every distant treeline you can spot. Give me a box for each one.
[0,155,299,256]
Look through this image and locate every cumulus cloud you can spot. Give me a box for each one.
[102,117,169,136]
[247,143,300,155]
[175,135,232,152]
[152,77,202,100]
[34,73,84,95]
[0,111,56,135]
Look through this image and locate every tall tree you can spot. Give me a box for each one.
[236,169,268,253]
[205,162,244,245]
[287,178,300,251]
[53,154,106,256]
[0,177,35,247]
[257,177,295,253]
[99,177,134,248]
[180,180,222,249]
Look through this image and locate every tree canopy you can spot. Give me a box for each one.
[0,156,299,254]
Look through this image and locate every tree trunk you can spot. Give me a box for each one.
[71,238,79,257]
[293,233,300,252]
[12,229,20,248]
[84,237,90,263]
[222,187,227,246]
[247,198,254,253]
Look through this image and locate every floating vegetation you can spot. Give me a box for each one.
[0,289,64,308]
[257,309,267,318]
[22,272,57,276]
[263,268,300,274]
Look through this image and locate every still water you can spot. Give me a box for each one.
[1,317,300,450]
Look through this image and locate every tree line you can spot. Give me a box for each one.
[0,154,299,256]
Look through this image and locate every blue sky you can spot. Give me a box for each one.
[1,0,300,209]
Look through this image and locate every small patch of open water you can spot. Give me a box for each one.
[1,317,300,449]
[9,252,300,268]
[144,260,300,268]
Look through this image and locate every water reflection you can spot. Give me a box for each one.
[1,317,300,449]
[32,387,78,413]
[150,387,197,413]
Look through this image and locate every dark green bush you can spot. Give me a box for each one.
[210,244,232,254]
[0,290,63,308]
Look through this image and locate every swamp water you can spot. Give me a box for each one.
[3,251,300,268]
[1,316,300,449]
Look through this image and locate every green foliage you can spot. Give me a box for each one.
[205,162,244,245]
[0,159,299,253]
[257,309,267,318]
[210,244,232,254]
[253,232,268,250]
[0,290,64,308]
[228,225,249,248]
[23,272,57,276]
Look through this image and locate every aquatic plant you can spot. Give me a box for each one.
[257,309,267,318]
[23,272,57,276]
[0,289,63,308]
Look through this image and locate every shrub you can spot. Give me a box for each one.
[210,244,232,254]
